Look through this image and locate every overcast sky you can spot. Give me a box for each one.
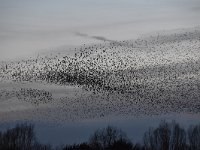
[0,0,200,60]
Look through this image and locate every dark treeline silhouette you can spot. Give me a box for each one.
[0,123,52,150]
[0,121,200,150]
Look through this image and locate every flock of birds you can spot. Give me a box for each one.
[0,88,52,105]
[0,27,200,121]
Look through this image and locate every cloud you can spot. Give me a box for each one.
[74,32,134,47]
[191,6,200,11]
[74,32,114,42]
[91,35,113,42]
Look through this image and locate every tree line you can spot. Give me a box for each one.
[0,121,199,150]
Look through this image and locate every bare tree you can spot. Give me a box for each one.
[188,124,200,150]
[109,138,133,150]
[1,123,35,150]
[144,121,171,150]
[89,126,129,150]
[143,128,156,150]
[170,121,186,150]
[144,121,187,150]
[0,131,2,148]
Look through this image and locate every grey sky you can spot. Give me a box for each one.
[0,0,200,60]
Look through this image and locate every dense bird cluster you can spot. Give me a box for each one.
[0,88,52,105]
[0,89,16,100]
[16,88,53,105]
[0,27,200,120]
